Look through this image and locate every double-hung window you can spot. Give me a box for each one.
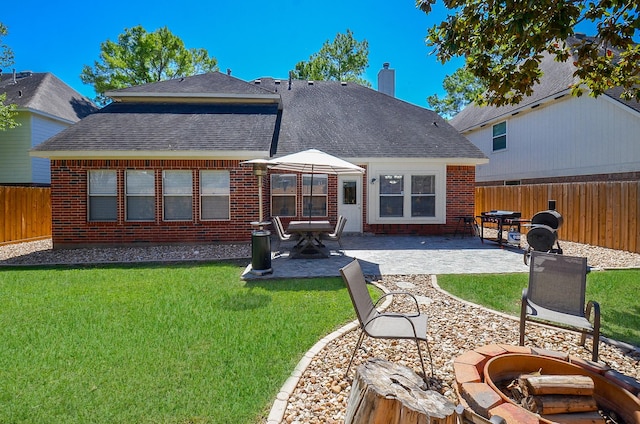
[379,175,404,217]
[411,175,435,217]
[302,174,328,217]
[125,170,155,221]
[270,174,296,217]
[200,170,230,220]
[163,170,193,221]
[88,170,117,221]
[373,167,444,223]
[492,121,507,151]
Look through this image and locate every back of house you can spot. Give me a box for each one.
[32,68,487,248]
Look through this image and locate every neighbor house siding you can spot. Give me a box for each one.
[50,159,261,248]
[467,95,640,184]
[0,112,68,185]
[31,115,67,184]
[0,113,32,184]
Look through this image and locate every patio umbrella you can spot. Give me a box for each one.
[267,149,364,220]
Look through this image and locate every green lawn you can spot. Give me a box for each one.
[436,269,640,347]
[0,262,357,424]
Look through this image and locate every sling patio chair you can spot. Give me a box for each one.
[321,215,347,251]
[520,251,601,361]
[271,216,299,254]
[339,259,434,381]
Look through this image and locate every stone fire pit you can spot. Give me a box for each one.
[453,344,640,424]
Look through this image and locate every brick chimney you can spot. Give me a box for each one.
[377,62,395,97]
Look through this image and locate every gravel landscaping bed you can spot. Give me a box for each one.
[0,238,251,265]
[1,237,639,423]
[2,235,640,268]
[277,275,640,424]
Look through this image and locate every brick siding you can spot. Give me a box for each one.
[50,161,476,247]
[50,159,259,248]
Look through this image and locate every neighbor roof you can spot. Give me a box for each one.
[0,72,97,122]
[33,72,485,162]
[451,36,640,132]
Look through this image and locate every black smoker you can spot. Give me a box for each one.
[524,210,563,264]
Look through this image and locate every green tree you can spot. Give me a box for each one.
[417,0,640,106]
[292,29,370,86]
[428,66,485,117]
[0,22,18,131]
[81,26,218,105]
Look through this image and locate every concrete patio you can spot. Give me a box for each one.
[242,233,530,279]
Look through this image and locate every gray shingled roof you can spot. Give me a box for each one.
[265,78,484,159]
[0,72,97,122]
[34,102,279,153]
[451,36,640,132]
[108,72,278,96]
[606,86,640,114]
[450,54,578,132]
[34,72,485,160]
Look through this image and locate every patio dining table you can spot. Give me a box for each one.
[287,220,334,259]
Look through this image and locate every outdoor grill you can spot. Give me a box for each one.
[524,209,563,264]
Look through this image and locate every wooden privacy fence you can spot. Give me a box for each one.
[475,181,640,254]
[0,186,51,244]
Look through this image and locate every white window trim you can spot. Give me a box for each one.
[199,170,230,221]
[367,164,446,224]
[270,174,297,217]
[492,121,507,152]
[162,170,193,222]
[87,170,117,222]
[302,173,328,218]
[125,170,156,222]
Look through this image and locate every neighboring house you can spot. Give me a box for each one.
[451,35,640,186]
[0,71,97,186]
[32,69,487,248]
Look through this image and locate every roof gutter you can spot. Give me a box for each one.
[29,149,271,160]
[459,88,574,133]
[105,91,283,108]
[17,107,79,125]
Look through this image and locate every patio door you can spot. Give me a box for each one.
[338,175,362,233]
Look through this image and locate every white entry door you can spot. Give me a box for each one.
[338,175,362,233]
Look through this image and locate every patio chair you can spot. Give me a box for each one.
[339,259,434,381]
[272,216,299,254]
[520,251,601,361]
[321,215,347,250]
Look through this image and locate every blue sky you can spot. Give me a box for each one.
[2,0,465,108]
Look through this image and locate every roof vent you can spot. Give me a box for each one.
[307,80,314,85]
[254,79,261,85]
[275,80,281,85]
[341,81,347,86]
